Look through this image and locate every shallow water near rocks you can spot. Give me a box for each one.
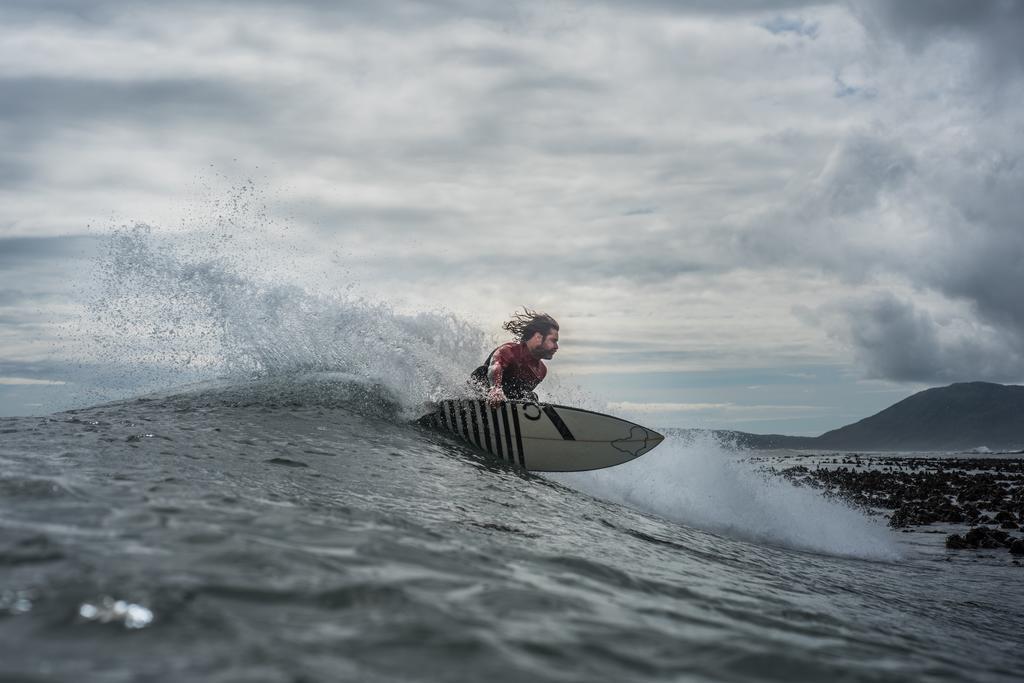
[2,385,1022,683]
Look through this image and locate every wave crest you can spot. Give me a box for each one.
[75,223,484,417]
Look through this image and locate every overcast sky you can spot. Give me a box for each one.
[1,1,1022,434]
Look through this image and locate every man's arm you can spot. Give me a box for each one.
[486,351,508,406]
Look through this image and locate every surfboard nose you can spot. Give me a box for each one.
[640,427,664,454]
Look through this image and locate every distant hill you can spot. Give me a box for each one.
[696,382,1024,452]
[811,382,1024,451]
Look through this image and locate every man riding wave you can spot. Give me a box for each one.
[471,308,559,406]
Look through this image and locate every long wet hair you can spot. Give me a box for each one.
[502,308,559,343]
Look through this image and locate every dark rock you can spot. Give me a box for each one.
[767,455,1024,543]
[962,526,1012,549]
[945,534,968,549]
[989,528,1011,543]
[964,527,990,546]
[889,506,917,528]
[1009,539,1024,555]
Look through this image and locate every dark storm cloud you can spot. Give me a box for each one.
[853,0,1024,72]
[940,235,1024,336]
[733,104,1024,384]
[774,129,1024,381]
[820,293,1024,383]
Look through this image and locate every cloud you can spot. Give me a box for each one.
[1,0,1022,416]
[818,292,1024,383]
[811,132,914,217]
[607,401,828,414]
[0,377,66,386]
[730,15,1024,384]
[0,235,100,266]
[0,76,263,131]
[373,235,720,284]
[734,130,917,279]
[766,125,1024,381]
[0,359,75,382]
[608,401,733,412]
[0,289,39,306]
[0,0,517,27]
[597,0,825,15]
[852,0,1024,73]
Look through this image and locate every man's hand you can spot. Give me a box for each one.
[487,385,506,407]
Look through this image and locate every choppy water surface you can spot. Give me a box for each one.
[2,384,1021,683]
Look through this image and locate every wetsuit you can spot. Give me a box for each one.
[470,342,547,400]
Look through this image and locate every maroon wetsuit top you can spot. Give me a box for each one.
[489,342,547,399]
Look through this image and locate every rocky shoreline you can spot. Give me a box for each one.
[763,455,1024,560]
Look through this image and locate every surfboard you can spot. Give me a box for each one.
[417,399,664,472]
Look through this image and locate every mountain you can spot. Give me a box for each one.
[699,382,1024,452]
[811,382,1024,451]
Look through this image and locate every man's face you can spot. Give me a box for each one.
[528,329,559,360]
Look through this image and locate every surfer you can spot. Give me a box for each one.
[471,308,559,406]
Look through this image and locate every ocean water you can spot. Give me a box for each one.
[3,227,1022,681]
[2,387,1022,683]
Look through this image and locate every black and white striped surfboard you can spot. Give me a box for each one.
[418,400,664,472]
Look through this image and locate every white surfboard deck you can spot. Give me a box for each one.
[418,399,664,472]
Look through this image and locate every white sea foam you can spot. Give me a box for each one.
[552,431,901,560]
